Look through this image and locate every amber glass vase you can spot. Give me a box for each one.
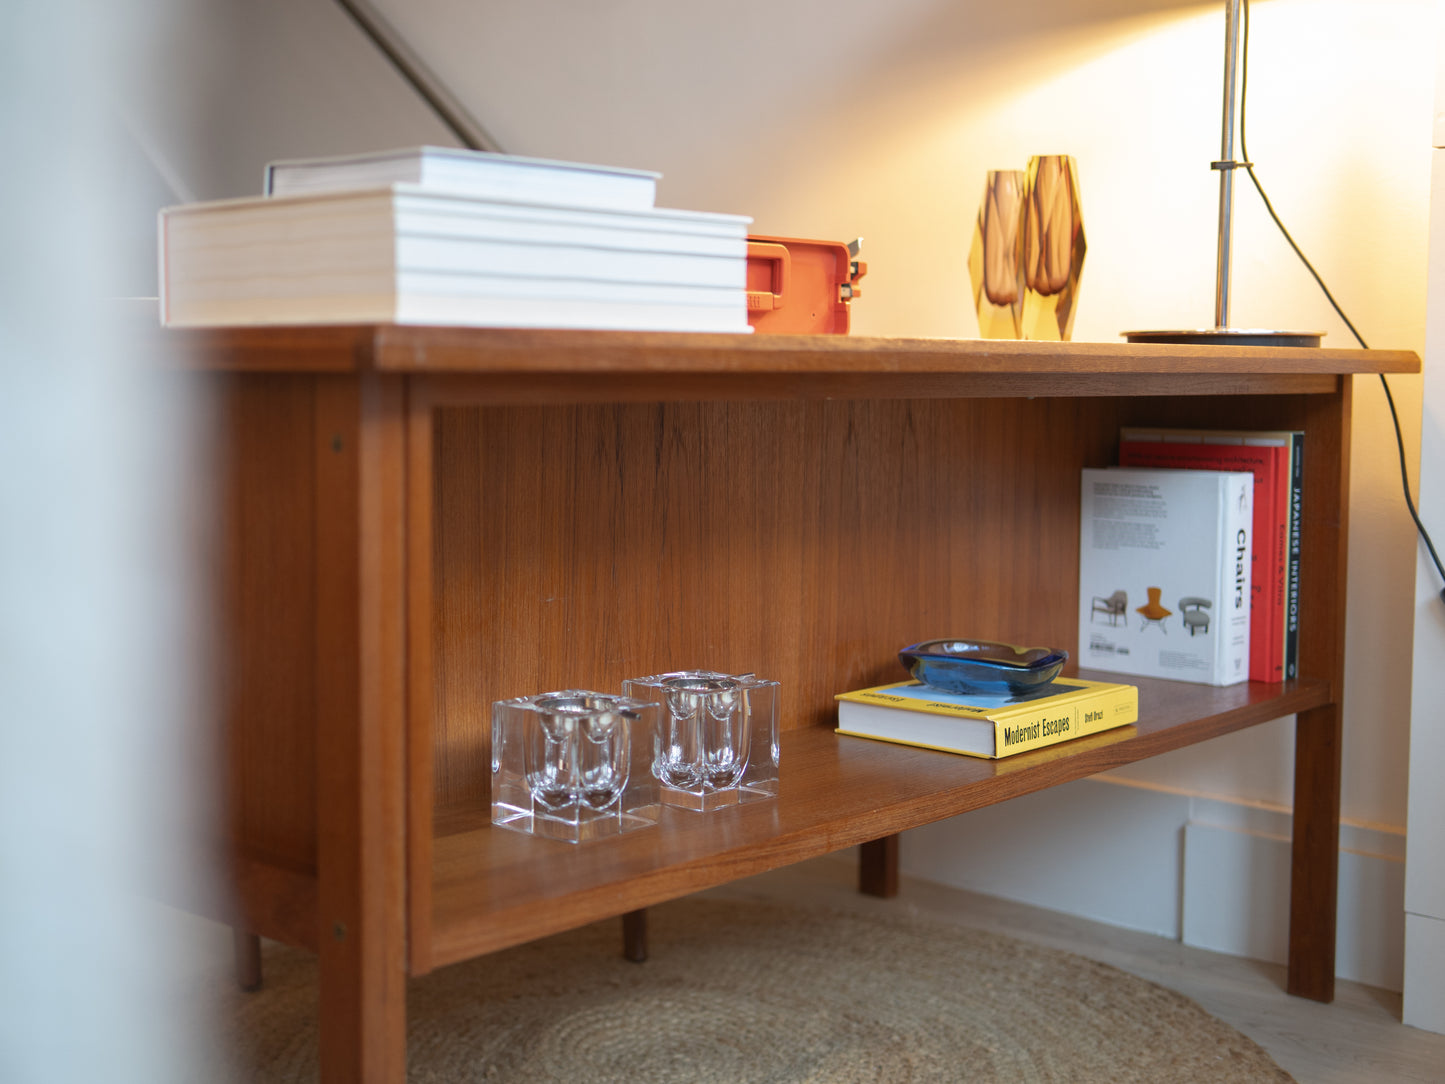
[1020,154,1086,341]
[968,170,1026,339]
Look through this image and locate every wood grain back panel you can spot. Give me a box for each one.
[432,410,488,816]
[430,396,1116,814]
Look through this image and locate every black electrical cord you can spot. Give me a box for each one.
[1238,0,1445,598]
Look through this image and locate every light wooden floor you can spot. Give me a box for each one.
[702,857,1445,1084]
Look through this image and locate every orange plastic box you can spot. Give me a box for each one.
[746,236,866,334]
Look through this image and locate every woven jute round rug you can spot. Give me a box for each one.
[214,897,1295,1083]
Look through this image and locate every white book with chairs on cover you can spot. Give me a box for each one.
[1078,466,1252,686]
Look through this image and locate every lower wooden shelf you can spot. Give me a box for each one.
[427,672,1327,969]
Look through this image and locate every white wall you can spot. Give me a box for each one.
[138,0,1433,985]
[1403,8,1445,1034]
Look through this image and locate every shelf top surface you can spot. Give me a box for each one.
[427,673,1328,968]
[158,324,1419,380]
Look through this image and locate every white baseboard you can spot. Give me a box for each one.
[901,778,1187,939]
[1181,819,1405,991]
[1404,913,1445,1033]
[898,776,1406,990]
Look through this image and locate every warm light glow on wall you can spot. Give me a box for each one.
[721,1,1432,349]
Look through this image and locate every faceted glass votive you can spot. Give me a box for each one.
[1021,154,1086,341]
[622,670,780,811]
[968,169,1026,339]
[491,690,661,843]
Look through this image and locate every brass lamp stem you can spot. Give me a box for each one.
[1215,0,1243,330]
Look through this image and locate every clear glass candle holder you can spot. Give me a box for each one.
[622,670,780,811]
[491,690,661,843]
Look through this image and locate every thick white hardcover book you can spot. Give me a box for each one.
[1078,467,1253,686]
[158,186,751,331]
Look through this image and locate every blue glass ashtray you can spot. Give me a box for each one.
[898,639,1068,695]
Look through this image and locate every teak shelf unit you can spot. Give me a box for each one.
[174,326,1419,1083]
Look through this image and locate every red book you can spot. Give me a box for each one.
[1118,430,1291,683]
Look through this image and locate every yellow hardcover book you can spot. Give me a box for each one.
[834,676,1138,758]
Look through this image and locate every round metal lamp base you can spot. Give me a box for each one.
[1122,327,1323,348]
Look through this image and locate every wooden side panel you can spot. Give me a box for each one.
[216,371,412,1073]
[1295,381,1350,696]
[1110,386,1349,1000]
[217,374,319,882]
[1289,379,1351,1002]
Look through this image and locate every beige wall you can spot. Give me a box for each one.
[372,0,1431,829]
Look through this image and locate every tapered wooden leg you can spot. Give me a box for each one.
[234,929,262,992]
[622,909,648,962]
[859,834,900,898]
[1288,704,1342,1002]
[315,374,410,1082]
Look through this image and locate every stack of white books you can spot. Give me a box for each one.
[158,146,752,332]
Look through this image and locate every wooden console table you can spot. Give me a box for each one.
[170,326,1418,1082]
